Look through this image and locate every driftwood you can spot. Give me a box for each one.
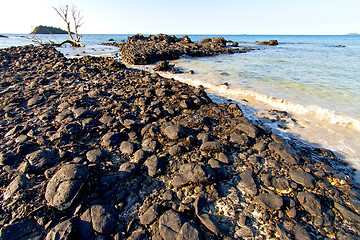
[27,34,84,48]
[49,39,84,47]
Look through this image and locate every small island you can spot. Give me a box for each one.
[31,25,69,34]
[0,34,8,38]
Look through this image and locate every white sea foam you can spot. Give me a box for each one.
[161,71,360,132]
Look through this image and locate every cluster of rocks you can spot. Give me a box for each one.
[1,44,360,240]
[257,40,279,46]
[106,34,254,65]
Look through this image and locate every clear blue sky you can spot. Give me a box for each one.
[1,0,359,34]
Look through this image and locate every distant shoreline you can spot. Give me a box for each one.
[2,33,360,36]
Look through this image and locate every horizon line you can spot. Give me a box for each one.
[1,32,359,36]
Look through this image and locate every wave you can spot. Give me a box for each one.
[161,72,360,133]
[227,87,360,131]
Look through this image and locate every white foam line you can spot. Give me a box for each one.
[160,71,360,133]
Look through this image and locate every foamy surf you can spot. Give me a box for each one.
[162,70,360,132]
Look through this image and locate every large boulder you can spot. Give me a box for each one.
[26,148,58,173]
[117,34,253,65]
[3,175,28,201]
[289,170,315,189]
[45,219,77,240]
[0,219,35,240]
[158,210,203,240]
[258,40,278,46]
[172,163,214,187]
[236,169,258,197]
[297,192,322,217]
[161,123,184,140]
[45,164,88,210]
[143,155,164,177]
[78,204,119,238]
[154,60,172,71]
[101,132,123,147]
[256,193,283,210]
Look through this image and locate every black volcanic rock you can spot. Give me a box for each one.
[258,40,279,46]
[45,164,88,210]
[109,34,254,65]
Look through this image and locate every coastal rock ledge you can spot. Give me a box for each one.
[0,44,360,239]
[108,33,254,65]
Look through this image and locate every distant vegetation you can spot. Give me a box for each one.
[31,25,69,34]
[0,34,8,38]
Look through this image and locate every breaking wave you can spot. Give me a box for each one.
[164,72,360,132]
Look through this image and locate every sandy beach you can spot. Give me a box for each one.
[1,37,360,239]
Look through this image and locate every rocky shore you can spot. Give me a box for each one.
[1,44,360,240]
[106,34,254,65]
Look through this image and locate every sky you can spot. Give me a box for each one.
[1,0,359,35]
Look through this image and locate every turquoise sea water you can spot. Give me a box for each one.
[182,35,360,120]
[163,35,360,172]
[1,34,360,170]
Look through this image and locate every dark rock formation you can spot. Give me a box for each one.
[45,164,88,210]
[108,34,254,65]
[258,40,279,46]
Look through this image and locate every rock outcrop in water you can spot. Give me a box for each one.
[1,45,360,239]
[258,40,279,46]
[107,34,254,65]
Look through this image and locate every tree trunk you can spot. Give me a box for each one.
[52,39,84,47]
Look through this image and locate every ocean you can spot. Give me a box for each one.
[1,34,359,173]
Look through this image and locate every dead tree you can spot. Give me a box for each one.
[53,4,84,47]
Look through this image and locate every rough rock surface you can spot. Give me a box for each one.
[45,164,88,210]
[258,40,279,46]
[108,34,254,65]
[0,43,360,239]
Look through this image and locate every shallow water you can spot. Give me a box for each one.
[0,34,126,58]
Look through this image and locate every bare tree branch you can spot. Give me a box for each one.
[52,4,84,47]
[71,5,83,42]
[53,5,75,41]
[29,4,84,47]
[26,33,46,46]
